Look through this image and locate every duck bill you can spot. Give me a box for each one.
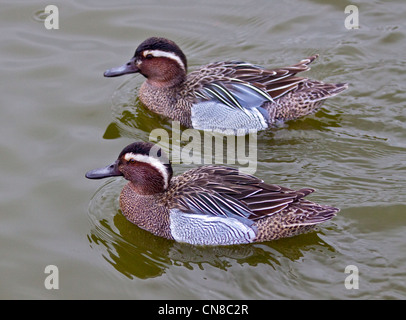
[85,160,122,179]
[104,57,139,77]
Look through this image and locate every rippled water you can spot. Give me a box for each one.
[1,0,405,299]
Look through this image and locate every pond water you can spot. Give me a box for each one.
[1,0,405,299]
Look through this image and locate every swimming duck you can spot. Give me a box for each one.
[86,141,339,245]
[104,37,347,133]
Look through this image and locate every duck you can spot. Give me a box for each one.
[85,141,339,245]
[104,37,347,133]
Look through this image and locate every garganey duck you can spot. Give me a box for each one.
[104,37,347,133]
[86,141,339,245]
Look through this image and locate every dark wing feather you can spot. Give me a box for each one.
[169,166,314,222]
[226,56,319,100]
[191,56,319,108]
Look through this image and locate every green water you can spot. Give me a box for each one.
[1,0,405,299]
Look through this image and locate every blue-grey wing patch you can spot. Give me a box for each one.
[192,82,273,133]
[169,209,257,245]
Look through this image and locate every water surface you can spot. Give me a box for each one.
[1,0,405,299]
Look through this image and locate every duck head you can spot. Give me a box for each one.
[86,142,173,195]
[104,37,187,87]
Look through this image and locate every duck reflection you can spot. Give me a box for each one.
[103,76,174,141]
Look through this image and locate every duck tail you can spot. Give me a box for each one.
[265,80,348,122]
[295,80,349,103]
[285,201,339,228]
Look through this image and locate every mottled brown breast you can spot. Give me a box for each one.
[119,183,174,240]
[139,82,193,127]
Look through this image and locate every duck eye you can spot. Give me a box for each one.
[128,159,136,164]
[145,53,153,59]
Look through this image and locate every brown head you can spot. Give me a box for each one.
[104,37,187,87]
[85,142,173,195]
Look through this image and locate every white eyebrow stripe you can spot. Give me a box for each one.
[124,153,169,189]
[143,49,186,71]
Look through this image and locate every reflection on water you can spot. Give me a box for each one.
[109,77,174,138]
[87,178,336,280]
